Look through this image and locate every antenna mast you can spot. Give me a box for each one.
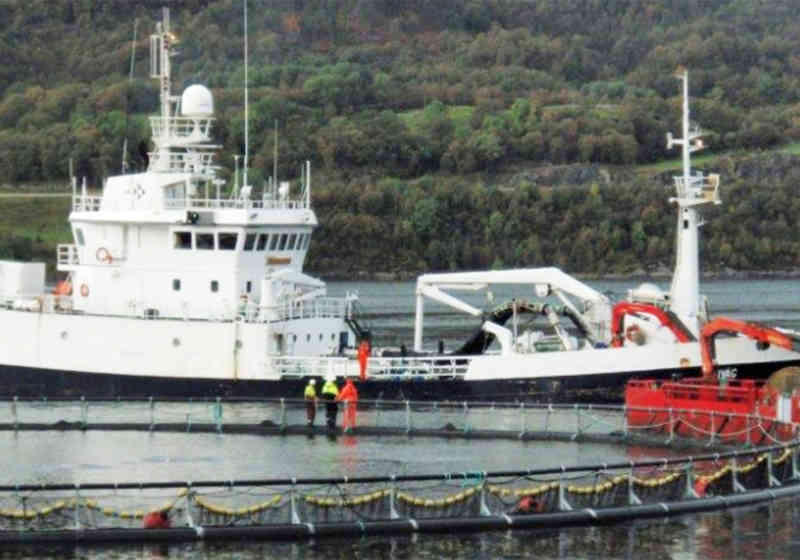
[121,18,138,173]
[273,119,278,188]
[243,0,249,190]
[666,68,721,335]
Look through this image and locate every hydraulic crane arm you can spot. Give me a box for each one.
[610,302,695,348]
[699,317,800,379]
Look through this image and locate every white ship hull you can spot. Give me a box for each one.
[1,306,796,401]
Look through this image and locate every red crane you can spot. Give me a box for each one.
[699,317,800,379]
[610,302,695,348]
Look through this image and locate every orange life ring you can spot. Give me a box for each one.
[96,247,112,264]
[80,284,89,297]
[625,324,641,342]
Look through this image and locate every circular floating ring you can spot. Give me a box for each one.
[96,247,113,264]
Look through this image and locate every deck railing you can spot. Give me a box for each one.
[57,244,79,266]
[268,354,471,380]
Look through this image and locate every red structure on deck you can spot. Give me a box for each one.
[625,316,800,444]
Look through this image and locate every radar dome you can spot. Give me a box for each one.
[631,282,665,301]
[181,85,214,117]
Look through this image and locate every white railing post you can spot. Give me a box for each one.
[766,452,782,487]
[558,466,572,511]
[628,463,642,505]
[389,474,400,519]
[730,456,746,493]
[684,460,699,499]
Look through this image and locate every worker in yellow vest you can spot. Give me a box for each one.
[304,379,317,427]
[321,376,339,430]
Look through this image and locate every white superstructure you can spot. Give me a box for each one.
[0,9,359,396]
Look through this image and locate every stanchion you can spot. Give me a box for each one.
[684,459,699,499]
[627,462,641,505]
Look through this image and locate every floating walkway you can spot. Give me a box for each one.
[0,398,799,545]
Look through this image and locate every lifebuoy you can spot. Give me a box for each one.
[96,247,112,264]
[80,284,89,297]
[625,324,643,344]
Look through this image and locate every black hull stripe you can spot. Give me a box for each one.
[1,360,797,402]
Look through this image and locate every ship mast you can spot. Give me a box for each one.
[666,69,721,336]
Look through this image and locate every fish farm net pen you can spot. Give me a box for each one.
[1,401,799,543]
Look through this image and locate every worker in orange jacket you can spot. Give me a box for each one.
[337,377,358,430]
[357,339,371,381]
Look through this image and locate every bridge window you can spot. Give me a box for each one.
[269,234,279,251]
[196,233,214,250]
[287,233,297,250]
[75,228,85,246]
[278,233,288,251]
[218,232,238,250]
[210,280,219,293]
[243,233,256,251]
[256,233,268,251]
[246,280,252,293]
[302,234,311,250]
[173,279,181,291]
[173,231,191,250]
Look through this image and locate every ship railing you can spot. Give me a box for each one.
[71,194,103,212]
[673,174,720,204]
[274,298,346,321]
[149,116,214,143]
[57,244,79,266]
[0,293,73,313]
[269,354,470,380]
[147,150,219,177]
[164,197,309,211]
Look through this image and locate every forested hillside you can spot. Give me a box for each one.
[2,0,800,276]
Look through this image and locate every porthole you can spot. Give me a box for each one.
[172,337,181,347]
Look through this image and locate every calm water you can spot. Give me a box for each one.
[5,278,800,559]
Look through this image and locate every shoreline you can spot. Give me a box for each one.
[313,269,800,283]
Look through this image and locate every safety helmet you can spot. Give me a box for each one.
[309,379,316,385]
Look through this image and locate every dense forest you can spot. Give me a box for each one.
[2,0,800,276]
